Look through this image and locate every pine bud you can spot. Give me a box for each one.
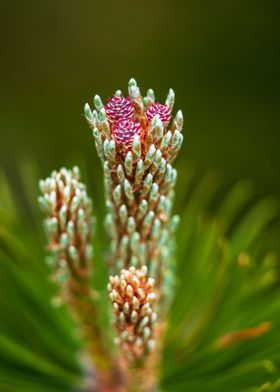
[108,266,157,361]
[38,167,93,279]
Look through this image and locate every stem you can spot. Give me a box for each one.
[67,274,129,391]
[120,362,159,392]
[67,273,112,372]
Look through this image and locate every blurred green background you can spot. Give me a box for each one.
[0,0,279,196]
[1,2,280,391]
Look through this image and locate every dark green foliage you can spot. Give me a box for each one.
[0,158,280,392]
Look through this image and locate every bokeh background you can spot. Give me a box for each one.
[1,2,280,391]
[0,0,279,200]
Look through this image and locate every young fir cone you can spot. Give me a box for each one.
[38,167,110,371]
[84,79,183,369]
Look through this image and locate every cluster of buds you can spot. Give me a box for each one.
[84,78,183,363]
[108,266,157,362]
[38,168,114,372]
[38,78,183,390]
[38,166,94,285]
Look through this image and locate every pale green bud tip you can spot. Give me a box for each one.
[99,107,106,120]
[128,78,137,87]
[94,94,103,110]
[147,89,155,100]
[177,109,183,122]
[166,88,175,109]
[151,114,161,126]
[84,103,93,121]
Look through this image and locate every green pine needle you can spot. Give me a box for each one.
[0,157,279,391]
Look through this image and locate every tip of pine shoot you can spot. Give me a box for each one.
[128,78,137,87]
